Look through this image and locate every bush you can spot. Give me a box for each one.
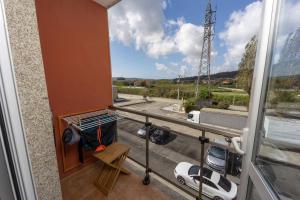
[117,87,146,95]
[212,92,249,106]
[198,88,212,100]
[211,101,230,109]
[269,90,296,105]
[184,98,197,113]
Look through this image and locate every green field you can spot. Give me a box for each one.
[116,83,250,107]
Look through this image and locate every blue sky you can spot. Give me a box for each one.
[108,0,262,79]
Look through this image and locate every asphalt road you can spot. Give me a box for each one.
[117,118,239,198]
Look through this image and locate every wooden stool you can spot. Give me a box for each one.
[93,143,130,195]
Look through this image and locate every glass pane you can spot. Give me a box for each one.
[254,0,300,199]
[247,181,263,200]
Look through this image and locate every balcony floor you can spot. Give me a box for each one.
[61,160,175,200]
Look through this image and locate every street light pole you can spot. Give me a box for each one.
[177,75,181,100]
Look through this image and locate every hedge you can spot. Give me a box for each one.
[212,92,249,106]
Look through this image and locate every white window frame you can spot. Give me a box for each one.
[238,0,282,199]
[0,0,37,199]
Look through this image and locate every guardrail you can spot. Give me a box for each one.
[110,105,242,200]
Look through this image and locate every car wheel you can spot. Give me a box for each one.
[213,197,223,200]
[177,176,185,185]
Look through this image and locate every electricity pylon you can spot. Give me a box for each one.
[195,0,216,98]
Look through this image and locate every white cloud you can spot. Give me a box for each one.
[180,65,188,76]
[162,0,167,9]
[155,63,168,71]
[108,0,212,76]
[175,23,204,57]
[219,1,263,71]
[109,0,165,49]
[272,0,300,64]
[218,0,300,72]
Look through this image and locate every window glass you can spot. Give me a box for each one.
[203,179,218,190]
[218,176,231,192]
[209,146,225,160]
[247,181,263,200]
[187,114,193,119]
[254,0,300,199]
[203,168,213,179]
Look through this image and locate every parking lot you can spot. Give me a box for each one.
[117,118,240,198]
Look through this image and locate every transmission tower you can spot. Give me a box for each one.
[195,0,216,98]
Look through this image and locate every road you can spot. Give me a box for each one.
[117,118,240,198]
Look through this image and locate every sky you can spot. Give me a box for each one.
[108,0,263,79]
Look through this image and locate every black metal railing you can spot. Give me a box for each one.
[110,105,242,200]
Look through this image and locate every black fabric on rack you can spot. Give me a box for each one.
[77,114,117,163]
[79,121,116,151]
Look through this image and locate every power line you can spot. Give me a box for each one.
[195,0,216,98]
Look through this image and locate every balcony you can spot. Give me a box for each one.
[61,106,242,200]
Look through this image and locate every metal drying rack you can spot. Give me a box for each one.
[62,109,122,131]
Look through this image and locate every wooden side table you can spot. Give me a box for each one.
[93,143,130,195]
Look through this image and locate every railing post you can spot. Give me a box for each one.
[224,137,232,177]
[198,131,209,200]
[143,116,151,185]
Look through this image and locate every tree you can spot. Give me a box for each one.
[237,36,257,95]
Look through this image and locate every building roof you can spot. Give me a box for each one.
[94,0,121,8]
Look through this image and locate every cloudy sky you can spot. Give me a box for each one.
[108,0,263,79]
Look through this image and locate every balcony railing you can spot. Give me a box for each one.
[110,105,242,200]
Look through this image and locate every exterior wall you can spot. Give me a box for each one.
[35,0,113,177]
[35,0,113,117]
[3,0,62,199]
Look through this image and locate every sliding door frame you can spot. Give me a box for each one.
[238,0,281,200]
[0,0,37,199]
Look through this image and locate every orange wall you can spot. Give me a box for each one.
[35,0,113,178]
[35,0,112,116]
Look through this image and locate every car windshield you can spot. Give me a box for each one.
[187,114,193,119]
[218,176,231,192]
[188,165,199,175]
[209,146,225,160]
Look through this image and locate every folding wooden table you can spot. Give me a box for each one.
[93,143,130,195]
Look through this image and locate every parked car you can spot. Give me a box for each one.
[137,125,157,138]
[206,145,242,175]
[149,126,170,144]
[174,162,237,200]
[187,110,200,124]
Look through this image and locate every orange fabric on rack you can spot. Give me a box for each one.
[95,128,106,153]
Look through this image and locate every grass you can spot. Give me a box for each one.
[212,91,248,96]
[116,84,250,106]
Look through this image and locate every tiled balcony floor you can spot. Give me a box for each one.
[61,160,175,200]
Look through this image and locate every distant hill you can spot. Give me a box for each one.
[112,77,142,81]
[113,70,238,82]
[174,70,238,82]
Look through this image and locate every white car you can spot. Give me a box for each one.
[174,162,237,200]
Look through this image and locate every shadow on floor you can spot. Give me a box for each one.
[61,161,171,200]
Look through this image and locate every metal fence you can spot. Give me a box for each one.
[110,105,242,200]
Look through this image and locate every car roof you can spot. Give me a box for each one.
[189,110,200,114]
[188,166,214,179]
[210,170,221,184]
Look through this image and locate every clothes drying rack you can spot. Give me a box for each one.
[62,109,122,131]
